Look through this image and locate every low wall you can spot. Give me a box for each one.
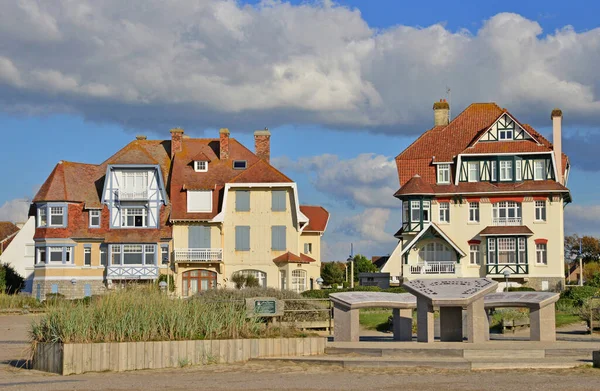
[34,337,326,375]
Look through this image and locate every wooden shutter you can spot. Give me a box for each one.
[236,226,250,251]
[272,226,286,250]
[272,190,286,211]
[189,226,211,248]
[236,191,250,211]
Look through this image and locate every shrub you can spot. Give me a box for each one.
[577,299,600,327]
[156,274,175,292]
[507,287,536,292]
[555,298,578,314]
[231,273,260,289]
[0,292,42,309]
[560,286,599,306]
[301,286,406,298]
[0,263,24,294]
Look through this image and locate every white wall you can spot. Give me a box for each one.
[0,217,35,292]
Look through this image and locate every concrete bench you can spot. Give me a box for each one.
[330,292,416,342]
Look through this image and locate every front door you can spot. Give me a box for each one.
[181,269,217,297]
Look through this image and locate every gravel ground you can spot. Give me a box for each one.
[1,315,599,391]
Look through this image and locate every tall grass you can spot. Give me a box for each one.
[30,287,262,344]
[0,293,42,310]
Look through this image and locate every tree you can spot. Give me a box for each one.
[565,235,600,264]
[321,262,345,286]
[351,254,378,282]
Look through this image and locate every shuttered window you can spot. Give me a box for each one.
[235,226,250,251]
[236,191,250,212]
[187,190,212,212]
[272,190,286,211]
[271,226,286,251]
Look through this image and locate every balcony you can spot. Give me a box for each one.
[107,265,159,280]
[174,248,223,263]
[409,261,456,275]
[492,217,522,226]
[114,189,149,201]
[486,263,528,275]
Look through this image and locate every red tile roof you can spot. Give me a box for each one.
[394,174,434,196]
[300,206,330,232]
[479,226,534,236]
[461,140,550,154]
[273,252,316,264]
[0,222,19,243]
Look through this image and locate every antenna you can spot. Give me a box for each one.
[446,86,451,121]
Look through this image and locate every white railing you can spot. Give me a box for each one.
[409,261,456,275]
[107,265,159,280]
[175,248,223,262]
[492,217,522,226]
[114,189,149,200]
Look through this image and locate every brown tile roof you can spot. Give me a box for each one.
[273,252,316,264]
[479,225,534,236]
[461,140,551,154]
[425,180,569,195]
[371,256,389,269]
[394,174,434,196]
[300,206,329,232]
[0,222,19,242]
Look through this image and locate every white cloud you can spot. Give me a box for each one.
[0,198,30,223]
[334,208,396,244]
[274,153,399,208]
[0,2,598,133]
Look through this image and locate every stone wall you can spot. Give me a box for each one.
[523,277,564,292]
[34,279,107,300]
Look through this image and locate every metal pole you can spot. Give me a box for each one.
[579,238,584,286]
[350,260,354,289]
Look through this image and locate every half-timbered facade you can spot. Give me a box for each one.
[383,101,570,291]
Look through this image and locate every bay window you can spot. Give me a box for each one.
[38,207,47,227]
[37,204,67,228]
[498,238,516,264]
[487,239,496,264]
[111,244,157,265]
[437,164,450,184]
[534,160,545,180]
[499,160,513,181]
[36,248,46,264]
[122,208,147,227]
[35,245,74,265]
[410,201,420,222]
[468,162,479,182]
[515,159,522,181]
[518,237,526,264]
[291,270,307,293]
[422,201,431,222]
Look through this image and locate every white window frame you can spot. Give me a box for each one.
[437,164,450,184]
[536,243,547,264]
[194,161,208,172]
[518,237,526,264]
[37,207,47,228]
[488,238,496,264]
[49,206,65,227]
[493,201,521,222]
[439,202,450,223]
[491,161,497,181]
[239,270,267,288]
[469,245,480,265]
[84,247,92,266]
[422,201,431,223]
[534,160,545,180]
[469,202,480,223]
[291,269,307,293]
[499,128,513,140]
[187,190,213,213]
[535,200,546,222]
[468,162,479,182]
[410,201,420,222]
[304,243,313,254]
[515,160,522,181]
[89,210,101,228]
[497,238,517,264]
[121,208,148,227]
[418,242,453,262]
[48,247,64,263]
[499,160,513,181]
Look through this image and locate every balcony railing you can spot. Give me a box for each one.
[486,263,529,275]
[175,248,223,263]
[492,217,522,226]
[409,261,456,275]
[114,189,149,201]
[107,265,159,280]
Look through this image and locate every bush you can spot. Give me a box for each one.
[560,286,599,306]
[156,274,175,292]
[507,287,536,292]
[0,264,24,294]
[301,286,406,298]
[0,293,42,309]
[231,273,260,289]
[556,298,578,314]
[577,299,600,327]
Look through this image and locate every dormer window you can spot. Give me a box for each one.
[437,164,450,184]
[499,128,513,140]
[500,160,513,181]
[233,160,247,170]
[194,161,208,172]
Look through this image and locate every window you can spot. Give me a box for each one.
[144,245,156,265]
[187,190,212,213]
[84,247,91,266]
[291,270,307,293]
[536,244,547,264]
[123,171,148,190]
[111,245,121,265]
[499,160,513,181]
[469,202,480,223]
[49,247,63,263]
[122,208,147,227]
[515,160,522,181]
[304,243,313,254]
[498,238,516,264]
[123,244,144,265]
[161,245,170,265]
[535,200,547,221]
[271,190,286,211]
[233,160,247,169]
[499,127,513,140]
[422,201,431,223]
[488,238,496,264]
[37,248,46,264]
[235,226,250,251]
[89,210,101,227]
[84,284,92,297]
[402,202,409,223]
[100,246,107,266]
[280,270,286,290]
[492,201,522,225]
[194,161,208,172]
[38,207,47,227]
[518,237,527,264]
[66,247,72,264]
[235,190,250,212]
[239,270,267,288]
[271,226,286,251]
[51,284,59,294]
[410,201,420,222]
[468,162,479,182]
[182,269,217,296]
[534,160,545,180]
[470,245,480,265]
[439,202,450,223]
[491,161,497,181]
[418,242,453,262]
[437,164,450,184]
[49,206,65,226]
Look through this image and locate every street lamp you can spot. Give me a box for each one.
[347,255,354,289]
[503,270,511,292]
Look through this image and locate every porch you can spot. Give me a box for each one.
[408,261,457,275]
[174,248,223,263]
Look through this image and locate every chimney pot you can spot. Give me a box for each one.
[170,128,184,156]
[433,99,450,126]
[254,128,271,162]
[219,128,230,160]
[136,135,147,140]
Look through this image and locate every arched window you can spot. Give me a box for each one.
[418,243,453,263]
[182,269,217,297]
[291,270,307,293]
[238,270,267,288]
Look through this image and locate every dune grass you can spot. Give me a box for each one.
[0,293,42,310]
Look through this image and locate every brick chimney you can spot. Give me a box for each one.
[254,128,271,162]
[433,99,450,126]
[219,128,230,160]
[551,109,563,184]
[170,128,184,157]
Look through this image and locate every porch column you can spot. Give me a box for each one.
[393,308,413,341]
[530,304,556,342]
[333,304,359,342]
[417,297,435,343]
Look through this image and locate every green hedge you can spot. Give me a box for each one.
[507,287,536,292]
[560,286,599,306]
[301,286,407,299]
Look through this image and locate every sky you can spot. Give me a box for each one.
[1,0,599,261]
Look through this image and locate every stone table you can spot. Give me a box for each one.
[403,278,498,343]
[330,292,417,342]
[484,291,560,342]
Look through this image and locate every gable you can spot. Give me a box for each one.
[477,113,536,143]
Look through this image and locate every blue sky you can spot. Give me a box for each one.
[0,0,599,261]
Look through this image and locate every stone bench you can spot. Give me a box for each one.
[330,290,560,343]
[330,292,416,342]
